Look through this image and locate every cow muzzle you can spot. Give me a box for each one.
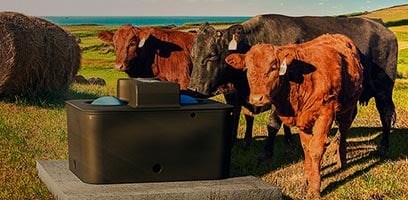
[114,63,127,71]
[249,94,270,106]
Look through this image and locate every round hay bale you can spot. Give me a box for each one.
[0,12,80,99]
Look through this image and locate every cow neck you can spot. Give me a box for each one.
[223,41,252,96]
[151,36,167,79]
[271,75,292,117]
[131,27,159,78]
[224,62,249,97]
[271,48,300,117]
[270,73,287,100]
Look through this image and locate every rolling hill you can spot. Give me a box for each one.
[352,4,408,26]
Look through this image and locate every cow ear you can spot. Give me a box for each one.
[225,53,246,70]
[138,30,151,48]
[229,25,244,37]
[198,22,215,35]
[98,31,114,43]
[199,22,210,31]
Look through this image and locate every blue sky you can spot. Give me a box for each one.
[0,0,407,16]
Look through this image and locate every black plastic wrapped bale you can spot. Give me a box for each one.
[66,79,234,184]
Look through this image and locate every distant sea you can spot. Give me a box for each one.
[42,16,252,26]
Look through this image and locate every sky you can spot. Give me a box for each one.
[0,0,407,17]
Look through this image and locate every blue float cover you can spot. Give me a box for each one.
[180,94,198,105]
[91,96,124,105]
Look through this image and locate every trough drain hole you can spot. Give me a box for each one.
[152,164,162,174]
[190,112,197,118]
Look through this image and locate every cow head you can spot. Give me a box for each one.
[225,44,295,106]
[98,25,152,76]
[188,23,250,96]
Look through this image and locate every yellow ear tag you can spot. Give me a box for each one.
[228,37,237,50]
[279,58,287,76]
[138,38,146,48]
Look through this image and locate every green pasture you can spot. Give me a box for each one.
[391,25,408,76]
[1,18,408,199]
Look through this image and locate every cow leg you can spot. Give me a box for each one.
[299,131,312,196]
[224,92,242,144]
[374,92,395,156]
[283,125,295,154]
[302,111,333,199]
[259,111,282,162]
[242,107,254,150]
[334,107,357,169]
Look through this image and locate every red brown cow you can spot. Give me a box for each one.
[226,34,363,199]
[98,24,195,90]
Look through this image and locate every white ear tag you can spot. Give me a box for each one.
[279,58,287,76]
[138,38,146,48]
[228,38,237,50]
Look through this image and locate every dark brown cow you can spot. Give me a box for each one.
[98,25,195,90]
[226,34,364,199]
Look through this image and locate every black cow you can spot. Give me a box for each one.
[188,14,398,160]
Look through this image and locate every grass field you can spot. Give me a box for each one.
[1,7,408,200]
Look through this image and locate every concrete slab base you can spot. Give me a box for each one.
[37,160,282,200]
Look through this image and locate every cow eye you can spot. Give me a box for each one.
[209,45,218,57]
[129,40,137,47]
[265,71,272,77]
[265,66,276,77]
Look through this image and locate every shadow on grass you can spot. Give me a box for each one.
[385,19,408,27]
[322,127,408,197]
[344,127,408,160]
[0,89,102,109]
[229,132,304,178]
[229,127,408,198]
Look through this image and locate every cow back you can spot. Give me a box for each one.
[242,14,397,81]
[141,28,196,90]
